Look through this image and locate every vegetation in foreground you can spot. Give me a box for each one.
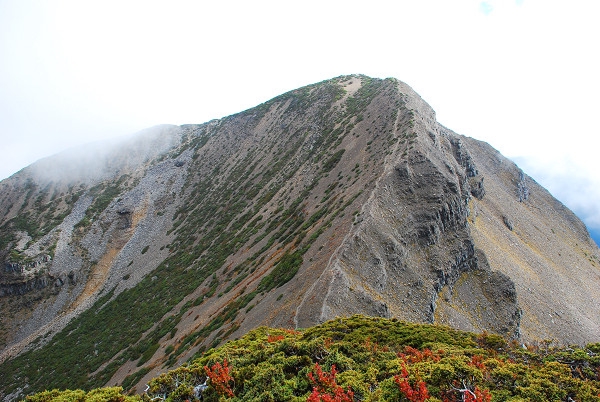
[24,315,600,401]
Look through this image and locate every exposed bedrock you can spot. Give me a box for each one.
[304,124,521,339]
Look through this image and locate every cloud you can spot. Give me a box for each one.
[480,1,494,15]
[27,125,181,185]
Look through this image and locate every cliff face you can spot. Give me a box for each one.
[1,75,599,399]
[294,82,521,341]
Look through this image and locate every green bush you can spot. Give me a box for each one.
[138,316,600,401]
[25,387,140,402]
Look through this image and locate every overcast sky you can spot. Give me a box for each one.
[1,0,599,244]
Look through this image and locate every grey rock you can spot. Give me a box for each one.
[517,170,530,202]
[503,215,514,231]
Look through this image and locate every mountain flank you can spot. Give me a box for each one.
[0,75,599,399]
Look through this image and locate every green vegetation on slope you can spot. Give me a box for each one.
[26,387,140,402]
[25,316,600,402]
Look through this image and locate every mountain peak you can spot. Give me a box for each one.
[1,75,599,399]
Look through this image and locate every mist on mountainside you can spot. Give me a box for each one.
[23,125,180,185]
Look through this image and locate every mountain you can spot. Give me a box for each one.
[1,75,599,399]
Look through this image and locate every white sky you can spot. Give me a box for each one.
[1,0,599,240]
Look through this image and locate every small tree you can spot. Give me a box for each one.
[394,362,430,402]
[307,363,354,402]
[204,359,234,398]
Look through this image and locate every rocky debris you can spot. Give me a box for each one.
[1,254,54,298]
[431,247,522,339]
[0,275,51,296]
[447,134,486,201]
[51,271,77,288]
[3,254,51,274]
[503,215,514,231]
[14,232,31,251]
[469,176,485,199]
[449,137,478,177]
[116,208,133,229]
[517,170,530,202]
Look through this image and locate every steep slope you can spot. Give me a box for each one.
[0,75,598,400]
[464,137,600,344]
[0,125,187,355]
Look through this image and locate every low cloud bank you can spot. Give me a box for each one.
[28,125,181,185]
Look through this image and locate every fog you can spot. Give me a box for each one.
[26,125,182,186]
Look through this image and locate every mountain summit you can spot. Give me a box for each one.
[1,75,599,398]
